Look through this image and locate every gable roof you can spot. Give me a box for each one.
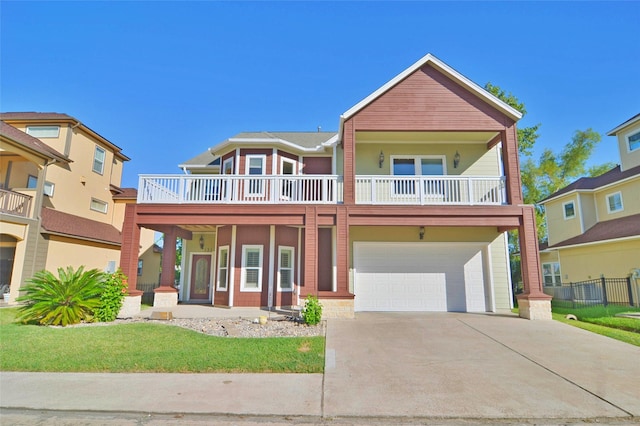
[0,112,130,161]
[0,121,69,163]
[547,212,640,249]
[181,131,337,168]
[540,164,640,203]
[40,207,122,246]
[340,53,523,123]
[607,113,640,136]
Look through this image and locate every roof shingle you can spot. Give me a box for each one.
[548,213,640,249]
[41,208,122,245]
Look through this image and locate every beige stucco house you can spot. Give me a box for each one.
[539,114,640,304]
[0,113,159,304]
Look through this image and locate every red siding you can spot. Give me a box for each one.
[213,226,232,306]
[233,225,270,307]
[317,228,333,291]
[302,157,332,174]
[274,226,299,307]
[239,149,273,175]
[352,65,513,131]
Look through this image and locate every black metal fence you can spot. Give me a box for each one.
[544,277,639,308]
[136,282,160,305]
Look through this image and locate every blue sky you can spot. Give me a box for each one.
[2,1,638,188]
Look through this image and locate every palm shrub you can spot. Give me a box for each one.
[94,270,128,322]
[17,266,105,326]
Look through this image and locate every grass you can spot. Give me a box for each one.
[0,308,325,373]
[551,304,640,333]
[551,313,640,347]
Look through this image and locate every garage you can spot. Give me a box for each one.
[353,242,490,312]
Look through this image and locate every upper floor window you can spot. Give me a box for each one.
[606,192,623,213]
[27,175,55,196]
[93,146,106,175]
[542,262,562,287]
[241,245,263,291]
[222,157,234,175]
[245,155,266,196]
[392,156,446,176]
[90,198,108,214]
[563,201,575,219]
[627,130,640,152]
[26,126,60,138]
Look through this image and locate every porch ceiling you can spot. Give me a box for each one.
[355,131,499,144]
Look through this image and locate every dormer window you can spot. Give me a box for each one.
[26,126,60,138]
[627,130,640,152]
[563,201,575,219]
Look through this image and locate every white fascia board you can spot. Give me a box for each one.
[340,53,523,122]
[551,234,640,251]
[209,138,326,155]
[607,114,640,136]
[322,134,340,147]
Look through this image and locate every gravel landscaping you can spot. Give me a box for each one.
[68,315,325,338]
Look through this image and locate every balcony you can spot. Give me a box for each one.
[0,188,33,217]
[138,174,507,206]
[138,175,341,204]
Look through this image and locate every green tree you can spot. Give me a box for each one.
[17,266,105,326]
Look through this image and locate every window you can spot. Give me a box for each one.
[627,130,640,152]
[392,156,446,196]
[244,155,266,196]
[137,260,143,276]
[542,262,562,287]
[563,201,575,219]
[278,246,295,292]
[93,146,106,174]
[26,175,55,196]
[90,198,108,213]
[222,157,234,175]
[217,246,229,291]
[606,192,623,213]
[280,158,296,199]
[26,126,60,138]
[241,245,263,291]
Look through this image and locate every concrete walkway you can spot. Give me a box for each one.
[1,311,639,423]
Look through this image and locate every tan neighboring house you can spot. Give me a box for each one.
[0,113,160,304]
[539,113,640,304]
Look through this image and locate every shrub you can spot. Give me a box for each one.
[301,295,323,325]
[17,266,105,326]
[94,270,128,323]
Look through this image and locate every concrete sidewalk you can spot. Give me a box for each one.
[1,312,639,423]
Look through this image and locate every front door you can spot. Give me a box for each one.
[190,254,212,301]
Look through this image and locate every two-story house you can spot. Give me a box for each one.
[539,114,640,300]
[119,54,551,319]
[0,113,160,304]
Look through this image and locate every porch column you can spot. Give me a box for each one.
[119,203,142,297]
[516,206,552,320]
[501,127,523,205]
[303,206,318,296]
[154,227,178,307]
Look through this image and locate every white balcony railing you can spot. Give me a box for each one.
[138,175,341,204]
[355,176,506,205]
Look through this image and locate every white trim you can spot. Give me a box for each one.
[179,238,186,301]
[606,191,624,214]
[483,244,495,313]
[244,154,267,197]
[562,200,576,220]
[277,245,295,292]
[240,245,263,292]
[280,156,297,175]
[222,157,234,175]
[209,137,332,156]
[607,114,640,136]
[90,198,108,214]
[577,194,585,234]
[341,53,522,122]
[234,148,240,175]
[504,232,514,310]
[229,225,237,306]
[26,125,60,138]
[332,226,337,292]
[625,128,640,153]
[297,227,302,306]
[541,261,562,287]
[216,245,230,291]
[271,149,278,175]
[268,226,275,307]
[92,146,106,175]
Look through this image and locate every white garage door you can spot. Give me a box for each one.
[353,242,488,312]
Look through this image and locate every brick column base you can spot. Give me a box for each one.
[320,298,355,319]
[517,296,552,320]
[118,295,141,318]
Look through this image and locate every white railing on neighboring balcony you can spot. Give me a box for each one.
[138,175,341,204]
[355,176,506,205]
[0,188,33,217]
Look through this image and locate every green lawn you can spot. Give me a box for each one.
[551,304,640,333]
[0,308,325,373]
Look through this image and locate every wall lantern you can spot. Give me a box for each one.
[378,150,385,168]
[419,226,425,240]
[199,235,205,250]
[453,151,461,169]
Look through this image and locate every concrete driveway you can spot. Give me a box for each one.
[324,312,640,420]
